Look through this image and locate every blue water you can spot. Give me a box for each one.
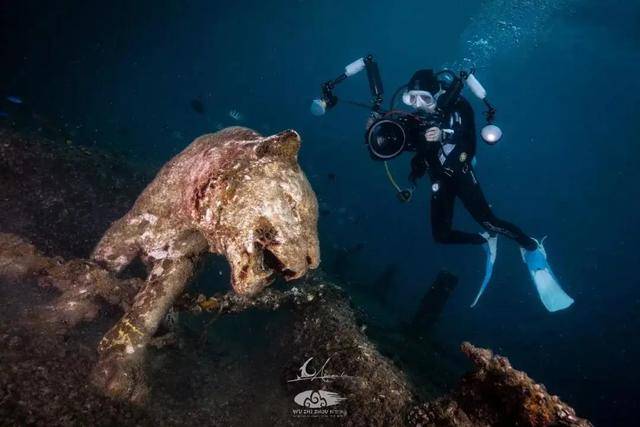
[2,1,639,424]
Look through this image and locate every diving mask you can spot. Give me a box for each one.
[402,90,437,111]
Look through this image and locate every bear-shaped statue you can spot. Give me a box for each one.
[91,126,320,401]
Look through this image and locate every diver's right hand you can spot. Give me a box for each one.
[425,127,442,142]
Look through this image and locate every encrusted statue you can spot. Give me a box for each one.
[91,127,320,400]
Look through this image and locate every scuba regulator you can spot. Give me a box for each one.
[311,55,502,201]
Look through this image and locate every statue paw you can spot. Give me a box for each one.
[91,351,148,403]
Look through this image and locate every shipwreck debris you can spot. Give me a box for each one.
[411,270,458,331]
[0,127,592,426]
[408,342,593,427]
[0,233,592,425]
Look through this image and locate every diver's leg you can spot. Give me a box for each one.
[457,167,537,250]
[91,256,196,402]
[431,178,486,245]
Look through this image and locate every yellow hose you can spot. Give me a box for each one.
[383,161,402,193]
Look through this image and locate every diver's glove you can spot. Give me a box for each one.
[424,127,442,142]
[425,127,455,142]
[365,111,382,130]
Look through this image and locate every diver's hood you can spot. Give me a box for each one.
[407,69,440,93]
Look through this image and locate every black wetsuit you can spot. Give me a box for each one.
[409,96,537,250]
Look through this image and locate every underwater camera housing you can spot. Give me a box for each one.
[311,56,504,201]
[366,69,466,160]
[311,57,503,150]
[366,111,443,160]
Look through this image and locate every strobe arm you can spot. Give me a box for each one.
[310,54,384,116]
[364,55,384,112]
[482,98,497,124]
[465,71,503,143]
[310,72,347,116]
[319,75,345,111]
[464,71,497,123]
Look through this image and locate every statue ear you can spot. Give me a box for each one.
[255,130,301,159]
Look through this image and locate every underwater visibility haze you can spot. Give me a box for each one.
[1,0,639,425]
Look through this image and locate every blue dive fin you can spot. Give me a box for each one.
[520,237,574,312]
[471,233,497,307]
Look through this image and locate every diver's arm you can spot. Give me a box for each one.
[452,97,477,158]
[409,154,427,184]
[365,110,382,130]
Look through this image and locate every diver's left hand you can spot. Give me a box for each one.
[425,127,442,142]
[366,112,382,130]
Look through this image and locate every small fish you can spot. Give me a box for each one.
[327,172,336,181]
[229,109,242,121]
[6,96,23,104]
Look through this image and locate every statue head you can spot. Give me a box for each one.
[193,128,320,295]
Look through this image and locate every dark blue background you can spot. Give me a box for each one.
[2,1,639,424]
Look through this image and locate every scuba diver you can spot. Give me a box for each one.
[402,69,540,307]
[311,56,574,312]
[403,70,535,248]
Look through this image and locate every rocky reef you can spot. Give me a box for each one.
[0,246,592,426]
[0,127,591,425]
[0,232,142,330]
[409,342,592,426]
[0,127,144,259]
